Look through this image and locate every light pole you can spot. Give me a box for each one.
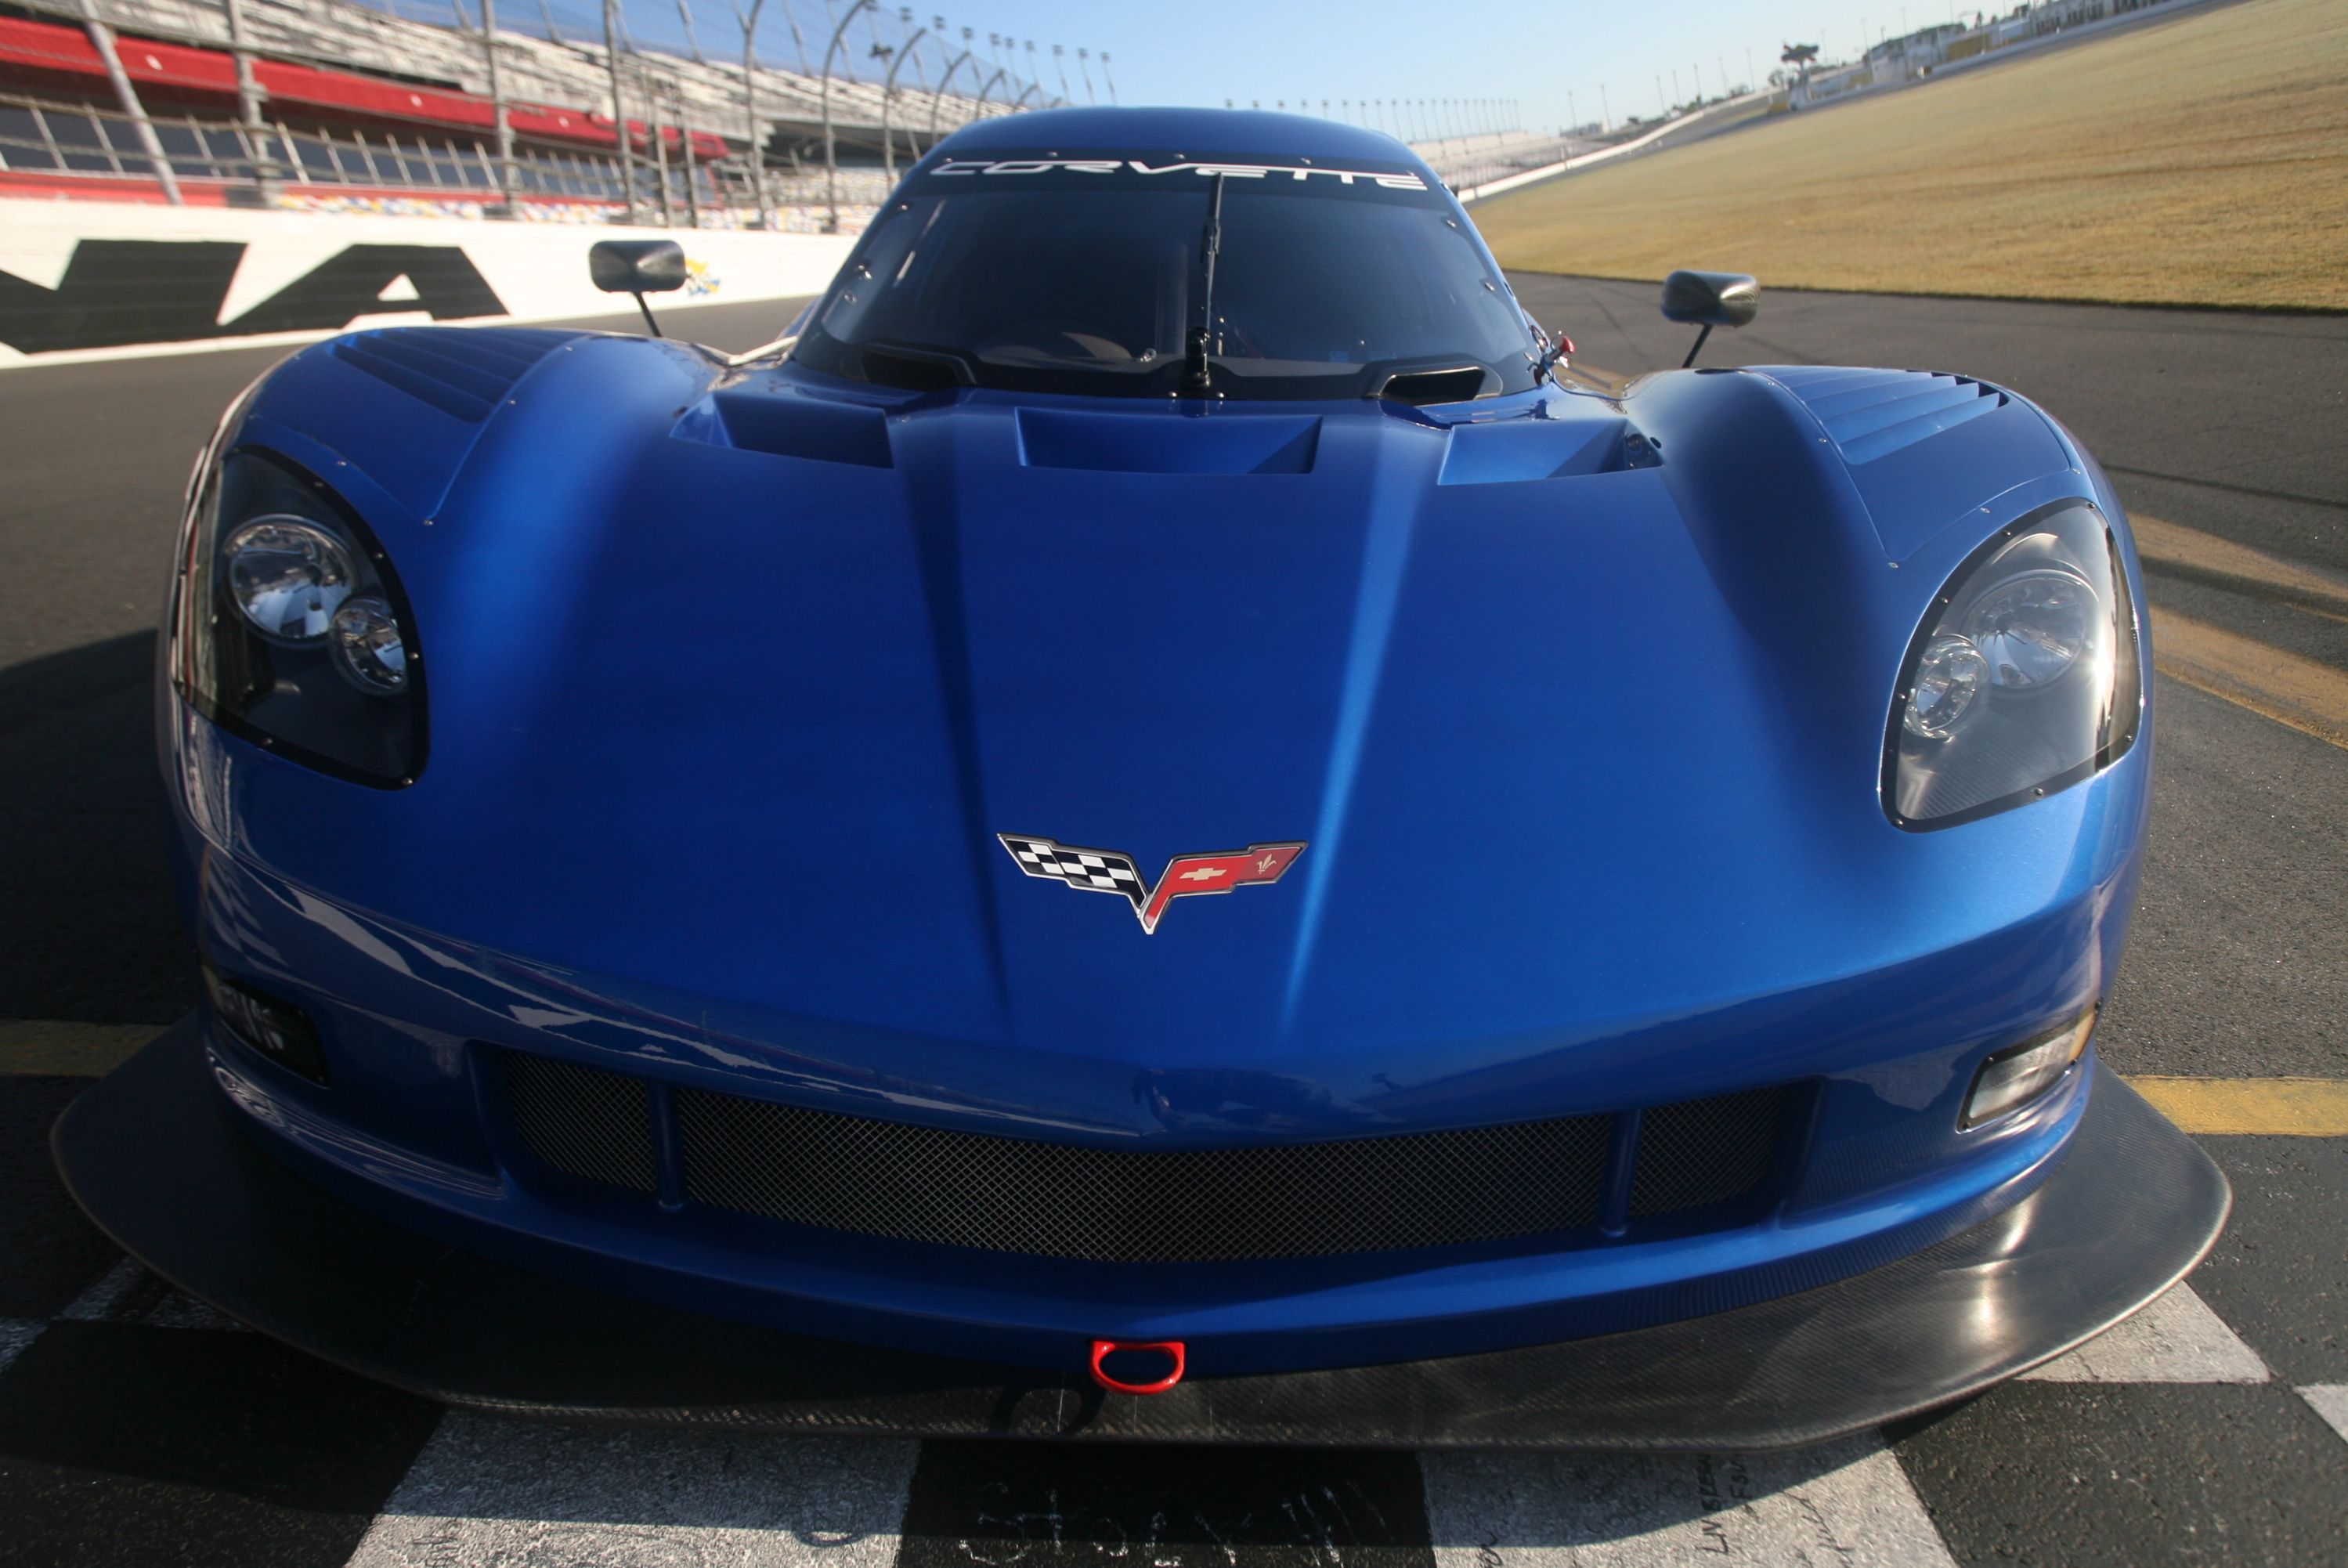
[818,0,876,233]
[1099,52,1115,104]
[1052,42,1072,104]
[1075,47,1095,103]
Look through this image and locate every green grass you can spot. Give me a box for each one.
[1475,0,2348,310]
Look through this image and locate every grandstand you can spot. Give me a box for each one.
[0,0,1057,226]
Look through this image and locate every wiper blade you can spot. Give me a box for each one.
[1182,173,1226,396]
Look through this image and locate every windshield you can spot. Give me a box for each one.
[793,151,1541,401]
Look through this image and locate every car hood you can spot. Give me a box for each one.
[219,336,2124,1134]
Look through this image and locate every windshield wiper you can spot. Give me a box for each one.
[1181,173,1226,396]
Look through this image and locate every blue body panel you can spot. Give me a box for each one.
[158,108,2155,1378]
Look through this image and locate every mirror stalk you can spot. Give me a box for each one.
[1682,323,1713,368]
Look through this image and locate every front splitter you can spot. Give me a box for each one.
[54,1016,2228,1449]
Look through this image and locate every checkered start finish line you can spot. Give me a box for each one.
[997,835,1308,934]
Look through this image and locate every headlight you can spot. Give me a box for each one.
[1886,501,2140,829]
[222,518,356,643]
[175,449,424,787]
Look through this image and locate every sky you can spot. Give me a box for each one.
[545,0,2007,137]
[802,1,2002,135]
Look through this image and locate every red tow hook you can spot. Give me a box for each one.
[1089,1339,1187,1396]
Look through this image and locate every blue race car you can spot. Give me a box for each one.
[59,108,2227,1447]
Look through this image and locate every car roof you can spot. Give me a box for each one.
[932,107,1430,172]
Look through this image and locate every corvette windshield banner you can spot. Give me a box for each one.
[916,154,1431,195]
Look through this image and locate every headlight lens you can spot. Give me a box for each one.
[223,518,356,643]
[1960,568,2099,692]
[330,594,410,695]
[175,449,424,786]
[1887,502,2140,829]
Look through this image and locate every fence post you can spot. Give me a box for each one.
[927,46,971,144]
[602,0,641,222]
[739,0,770,228]
[71,0,181,204]
[222,0,279,201]
[480,0,518,211]
[648,92,673,226]
[818,0,876,234]
[879,20,928,183]
[678,97,699,228]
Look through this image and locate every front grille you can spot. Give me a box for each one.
[675,1091,1610,1263]
[502,1052,657,1194]
[500,1051,1793,1263]
[1628,1086,1788,1219]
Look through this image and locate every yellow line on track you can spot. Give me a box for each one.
[2132,512,2348,623]
[0,1021,163,1078]
[2126,1076,2348,1137]
[2149,607,2348,751]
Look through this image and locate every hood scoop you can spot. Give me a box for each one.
[1762,367,2007,464]
[1017,407,1320,475]
[1437,414,1661,486]
[677,382,896,468]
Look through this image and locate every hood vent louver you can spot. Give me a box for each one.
[328,326,580,422]
[1761,367,2008,465]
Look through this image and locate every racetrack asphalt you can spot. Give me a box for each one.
[1,284,2343,1563]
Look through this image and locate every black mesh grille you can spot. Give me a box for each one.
[1628,1086,1788,1219]
[500,1048,1794,1260]
[675,1089,1610,1263]
[504,1053,658,1194]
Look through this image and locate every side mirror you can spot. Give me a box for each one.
[590,239,688,294]
[589,239,688,337]
[1661,269,1757,369]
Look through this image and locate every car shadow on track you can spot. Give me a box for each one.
[0,631,194,1024]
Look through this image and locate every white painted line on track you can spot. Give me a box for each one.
[2021,1283,2270,1384]
[58,1259,148,1321]
[347,1410,920,1568]
[0,1318,43,1375]
[1421,1433,1956,1566]
[2297,1386,2348,1447]
[54,1258,248,1331]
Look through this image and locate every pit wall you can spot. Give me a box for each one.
[0,198,858,369]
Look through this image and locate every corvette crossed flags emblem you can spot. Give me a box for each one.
[997,835,1308,935]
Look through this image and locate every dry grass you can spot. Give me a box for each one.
[1475,0,2348,309]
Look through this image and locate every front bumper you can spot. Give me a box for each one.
[57,1014,2227,1448]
